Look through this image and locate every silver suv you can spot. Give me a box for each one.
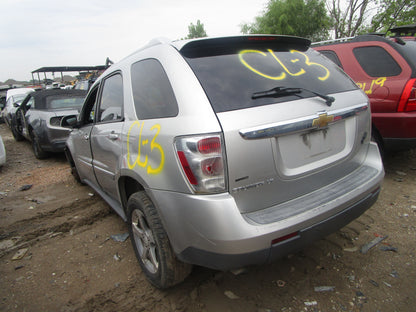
[64,35,384,288]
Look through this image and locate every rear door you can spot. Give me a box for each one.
[181,37,370,214]
[90,73,124,200]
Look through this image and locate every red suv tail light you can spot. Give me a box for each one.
[397,78,416,112]
[175,134,226,193]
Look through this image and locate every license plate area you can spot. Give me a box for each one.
[273,121,351,177]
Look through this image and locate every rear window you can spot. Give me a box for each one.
[182,44,357,113]
[397,41,416,69]
[45,95,85,109]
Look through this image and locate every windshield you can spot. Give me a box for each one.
[183,47,357,112]
[12,94,28,103]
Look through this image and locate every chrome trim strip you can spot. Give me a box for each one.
[239,104,368,140]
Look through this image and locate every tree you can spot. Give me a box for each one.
[327,0,373,38]
[186,20,208,39]
[368,0,416,33]
[240,0,331,41]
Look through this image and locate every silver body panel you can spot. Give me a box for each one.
[66,36,384,270]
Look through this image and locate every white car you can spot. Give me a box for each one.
[0,135,5,166]
[2,88,34,128]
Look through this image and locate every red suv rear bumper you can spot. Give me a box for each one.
[373,111,416,150]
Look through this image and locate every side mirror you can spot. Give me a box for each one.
[61,115,79,128]
[13,102,20,108]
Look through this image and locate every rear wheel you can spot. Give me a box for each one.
[371,126,384,158]
[31,132,48,159]
[127,191,192,288]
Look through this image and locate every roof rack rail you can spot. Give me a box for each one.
[311,37,355,46]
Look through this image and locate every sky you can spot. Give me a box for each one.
[0,0,268,83]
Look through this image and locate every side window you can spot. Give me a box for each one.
[131,59,178,119]
[319,50,343,68]
[353,46,402,77]
[81,86,99,125]
[97,73,123,122]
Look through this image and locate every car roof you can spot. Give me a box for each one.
[6,88,34,100]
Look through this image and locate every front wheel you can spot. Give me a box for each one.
[127,191,192,288]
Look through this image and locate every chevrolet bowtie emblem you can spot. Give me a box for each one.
[312,112,334,128]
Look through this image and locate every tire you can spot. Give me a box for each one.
[127,191,192,288]
[371,127,384,158]
[31,133,48,159]
[65,149,83,184]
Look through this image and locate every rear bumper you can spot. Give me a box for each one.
[37,126,71,152]
[177,187,380,270]
[372,111,416,150]
[150,143,384,270]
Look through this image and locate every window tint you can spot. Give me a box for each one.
[319,50,343,68]
[353,46,402,77]
[131,59,178,119]
[97,74,123,122]
[184,47,357,113]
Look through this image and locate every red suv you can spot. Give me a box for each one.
[313,25,416,153]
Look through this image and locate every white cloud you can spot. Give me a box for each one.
[0,0,266,82]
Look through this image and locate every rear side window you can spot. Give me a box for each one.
[396,41,416,68]
[97,73,123,122]
[131,59,178,119]
[183,45,357,113]
[319,50,343,68]
[353,46,402,77]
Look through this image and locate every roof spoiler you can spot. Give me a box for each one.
[177,35,311,58]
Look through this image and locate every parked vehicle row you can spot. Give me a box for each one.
[5,32,407,289]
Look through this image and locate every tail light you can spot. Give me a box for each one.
[397,78,416,112]
[175,134,226,193]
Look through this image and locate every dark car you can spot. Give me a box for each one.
[313,25,416,153]
[13,89,87,158]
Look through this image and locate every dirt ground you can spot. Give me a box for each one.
[0,122,415,312]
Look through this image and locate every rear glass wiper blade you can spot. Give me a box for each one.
[252,86,335,106]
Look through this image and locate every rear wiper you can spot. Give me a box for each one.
[252,86,335,107]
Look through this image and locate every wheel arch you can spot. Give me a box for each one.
[371,123,384,155]
[118,175,145,214]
